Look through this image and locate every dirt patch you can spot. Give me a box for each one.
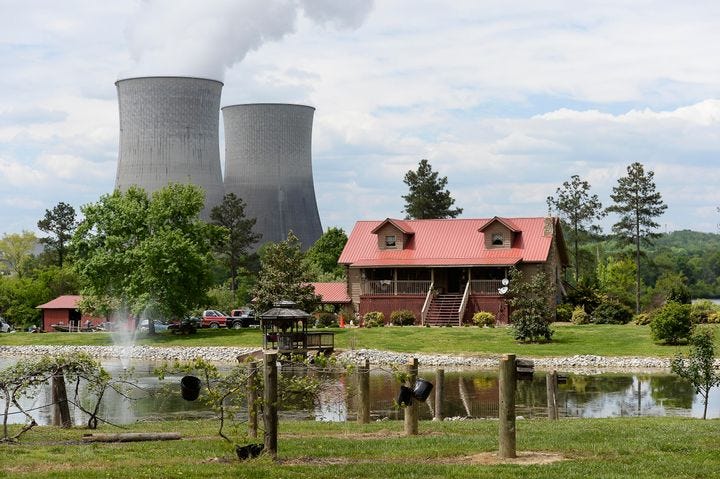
[278,451,567,467]
[452,451,567,465]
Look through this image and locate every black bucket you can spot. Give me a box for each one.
[180,375,201,401]
[413,378,433,401]
[236,443,264,460]
[397,385,413,407]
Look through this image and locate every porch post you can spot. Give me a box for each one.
[393,269,398,295]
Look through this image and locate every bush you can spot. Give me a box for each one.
[591,301,633,325]
[390,310,416,326]
[650,301,692,345]
[314,312,338,328]
[708,311,720,324]
[634,312,652,325]
[472,311,495,328]
[363,311,385,328]
[556,303,573,323]
[690,300,720,324]
[571,306,590,325]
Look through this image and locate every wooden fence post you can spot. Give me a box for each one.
[357,359,370,424]
[434,368,445,421]
[404,357,418,436]
[498,354,517,458]
[247,361,258,438]
[263,352,278,458]
[52,368,72,428]
[546,370,558,420]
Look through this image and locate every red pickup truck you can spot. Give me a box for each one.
[200,310,228,328]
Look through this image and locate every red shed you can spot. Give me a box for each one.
[36,295,104,332]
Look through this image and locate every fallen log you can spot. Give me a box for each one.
[82,432,181,443]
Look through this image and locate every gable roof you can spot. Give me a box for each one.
[37,295,82,310]
[478,216,521,233]
[370,218,415,235]
[339,217,566,268]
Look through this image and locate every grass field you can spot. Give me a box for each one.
[2,323,719,358]
[2,417,719,478]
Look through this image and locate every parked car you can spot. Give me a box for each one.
[227,308,260,329]
[0,317,12,333]
[200,310,228,328]
[138,319,169,333]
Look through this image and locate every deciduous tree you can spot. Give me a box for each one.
[606,162,667,313]
[671,327,720,419]
[0,231,37,277]
[210,193,261,292]
[402,159,463,219]
[305,227,348,280]
[547,175,604,281]
[72,184,221,330]
[507,268,554,342]
[37,202,77,268]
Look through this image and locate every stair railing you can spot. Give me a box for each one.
[458,280,471,326]
[421,282,435,326]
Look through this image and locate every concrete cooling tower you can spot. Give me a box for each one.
[222,103,323,249]
[114,76,225,218]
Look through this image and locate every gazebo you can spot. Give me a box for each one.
[259,301,334,357]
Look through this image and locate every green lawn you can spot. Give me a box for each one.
[2,417,719,478]
[2,323,718,357]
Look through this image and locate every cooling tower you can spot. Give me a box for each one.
[222,103,322,249]
[114,76,225,218]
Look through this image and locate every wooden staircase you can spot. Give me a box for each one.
[425,293,463,326]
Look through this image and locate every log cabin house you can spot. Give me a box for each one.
[338,216,569,326]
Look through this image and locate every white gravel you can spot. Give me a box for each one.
[2,345,712,373]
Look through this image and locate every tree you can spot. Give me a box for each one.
[37,202,77,268]
[650,301,692,345]
[253,231,320,314]
[507,268,554,342]
[0,231,37,278]
[305,227,348,280]
[606,162,667,313]
[72,184,221,330]
[402,159,463,219]
[547,175,605,281]
[671,327,720,419]
[210,193,261,292]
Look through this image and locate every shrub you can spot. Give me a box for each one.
[472,311,495,328]
[390,310,416,326]
[650,301,692,345]
[571,306,590,325]
[508,268,554,342]
[591,301,633,325]
[634,312,652,325]
[556,303,573,323]
[314,312,338,328]
[690,300,720,324]
[363,311,385,328]
[708,311,720,324]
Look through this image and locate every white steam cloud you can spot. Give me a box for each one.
[122,0,373,80]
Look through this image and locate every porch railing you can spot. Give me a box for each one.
[470,279,504,295]
[420,281,435,325]
[458,280,471,326]
[363,280,432,295]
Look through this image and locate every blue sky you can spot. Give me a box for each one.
[2,0,720,238]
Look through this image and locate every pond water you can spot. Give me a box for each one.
[1,357,718,426]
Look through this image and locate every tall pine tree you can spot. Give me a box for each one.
[402,159,463,219]
[547,175,605,281]
[606,162,667,313]
[37,202,77,268]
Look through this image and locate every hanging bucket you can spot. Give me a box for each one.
[413,378,434,401]
[397,385,413,407]
[180,375,201,401]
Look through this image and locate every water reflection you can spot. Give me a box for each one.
[1,358,718,425]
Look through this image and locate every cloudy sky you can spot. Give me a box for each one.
[2,0,720,238]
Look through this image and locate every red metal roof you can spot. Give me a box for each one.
[339,217,562,267]
[37,295,82,309]
[311,282,351,303]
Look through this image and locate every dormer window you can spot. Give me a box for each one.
[385,235,397,248]
[492,233,504,246]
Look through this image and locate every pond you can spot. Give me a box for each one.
[1,357,718,426]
